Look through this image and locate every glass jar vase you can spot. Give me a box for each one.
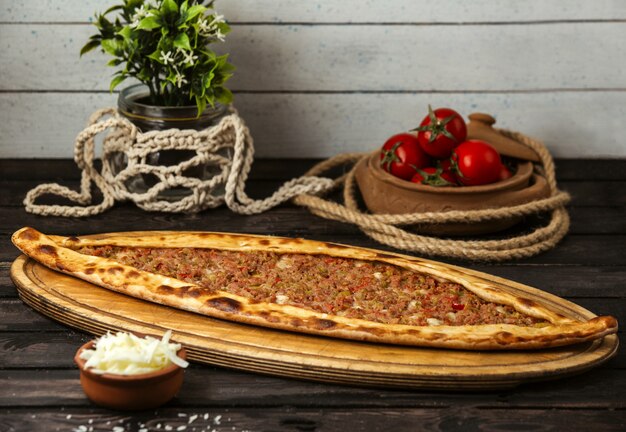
[109,84,231,201]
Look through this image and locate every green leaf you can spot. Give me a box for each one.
[217,20,230,35]
[217,54,234,72]
[137,15,161,30]
[198,49,217,62]
[117,25,133,41]
[109,74,127,92]
[125,0,144,14]
[162,0,178,15]
[165,68,178,85]
[202,70,215,89]
[173,33,191,50]
[176,2,191,26]
[185,4,206,22]
[156,32,173,54]
[107,58,123,67]
[195,95,207,117]
[215,86,233,105]
[103,4,123,16]
[101,38,122,56]
[180,0,189,15]
[148,49,164,63]
[96,14,112,31]
[137,67,152,82]
[80,40,101,56]
[191,72,207,98]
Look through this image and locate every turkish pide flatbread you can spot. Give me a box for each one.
[12,227,618,350]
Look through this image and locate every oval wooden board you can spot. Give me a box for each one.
[11,252,618,391]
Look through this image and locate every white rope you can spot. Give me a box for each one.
[23,107,334,216]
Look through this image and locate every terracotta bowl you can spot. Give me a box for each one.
[74,339,187,411]
[354,151,550,235]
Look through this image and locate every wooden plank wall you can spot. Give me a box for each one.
[1,0,625,158]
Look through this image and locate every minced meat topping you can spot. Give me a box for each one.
[76,246,546,327]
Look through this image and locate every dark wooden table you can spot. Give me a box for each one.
[0,158,624,431]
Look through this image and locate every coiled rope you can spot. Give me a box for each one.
[23,107,334,217]
[23,108,569,261]
[293,129,570,261]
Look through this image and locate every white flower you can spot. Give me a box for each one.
[198,13,227,41]
[198,19,212,35]
[177,47,198,66]
[129,5,149,27]
[214,29,226,42]
[134,4,148,20]
[159,50,175,65]
[173,68,188,88]
[211,14,225,25]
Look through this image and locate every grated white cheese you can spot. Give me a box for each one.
[276,257,292,269]
[275,294,289,305]
[426,318,443,326]
[373,272,382,280]
[80,330,189,375]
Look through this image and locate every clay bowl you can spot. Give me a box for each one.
[354,151,550,235]
[74,338,187,411]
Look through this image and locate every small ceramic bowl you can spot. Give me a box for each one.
[74,338,187,411]
[354,151,550,235]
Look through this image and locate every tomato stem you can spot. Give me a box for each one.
[413,167,455,187]
[412,105,459,144]
[379,141,403,172]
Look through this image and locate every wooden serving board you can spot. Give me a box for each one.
[11,251,618,391]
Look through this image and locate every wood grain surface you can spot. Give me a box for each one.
[10,248,618,389]
[0,158,625,431]
[2,1,626,158]
[3,92,626,159]
[4,23,625,91]
[4,0,626,23]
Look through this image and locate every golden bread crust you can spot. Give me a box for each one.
[13,227,618,350]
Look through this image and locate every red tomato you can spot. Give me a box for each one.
[411,167,457,187]
[451,301,465,311]
[452,140,502,186]
[499,164,513,181]
[437,159,458,183]
[379,133,430,180]
[438,159,454,172]
[414,106,467,159]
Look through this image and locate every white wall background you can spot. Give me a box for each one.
[1,0,626,158]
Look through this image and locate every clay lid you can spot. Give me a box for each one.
[467,113,541,162]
